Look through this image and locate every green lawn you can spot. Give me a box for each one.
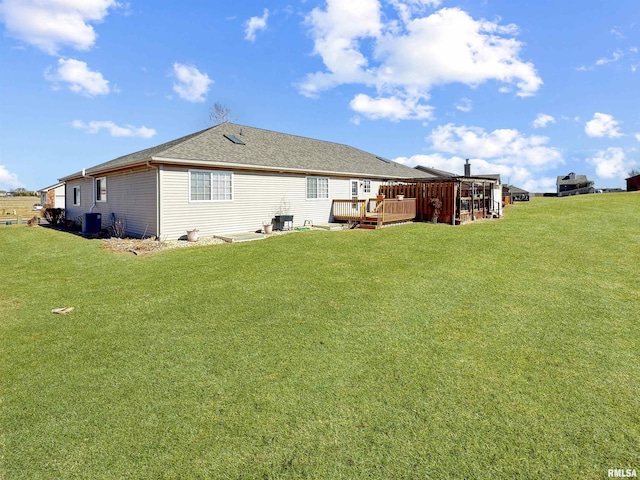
[1,194,639,479]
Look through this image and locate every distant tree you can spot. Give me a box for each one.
[628,168,640,177]
[209,102,232,124]
[10,188,36,196]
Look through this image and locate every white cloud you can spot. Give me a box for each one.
[392,122,563,192]
[350,93,434,121]
[428,123,563,168]
[585,112,623,138]
[0,0,121,55]
[299,3,542,120]
[455,97,472,113]
[635,133,640,141]
[611,27,625,39]
[244,8,269,42]
[44,58,110,96]
[171,63,212,103]
[72,120,156,138]
[0,165,23,190]
[532,113,555,129]
[393,153,558,191]
[586,147,638,180]
[595,49,623,66]
[300,0,382,97]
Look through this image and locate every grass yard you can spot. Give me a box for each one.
[1,193,639,479]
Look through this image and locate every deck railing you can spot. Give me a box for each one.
[332,198,417,226]
[332,199,367,220]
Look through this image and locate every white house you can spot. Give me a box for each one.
[60,123,433,240]
[38,182,66,208]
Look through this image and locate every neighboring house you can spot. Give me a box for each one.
[503,184,530,203]
[626,174,640,192]
[60,123,433,240]
[38,182,66,208]
[556,173,595,197]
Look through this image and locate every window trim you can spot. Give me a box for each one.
[363,179,371,194]
[96,176,107,202]
[73,186,81,206]
[306,176,329,200]
[189,169,233,203]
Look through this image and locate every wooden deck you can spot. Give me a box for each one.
[332,198,417,228]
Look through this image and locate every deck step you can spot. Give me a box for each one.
[359,224,377,229]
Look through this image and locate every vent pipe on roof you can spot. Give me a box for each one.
[464,159,471,177]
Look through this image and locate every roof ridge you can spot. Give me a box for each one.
[222,122,389,159]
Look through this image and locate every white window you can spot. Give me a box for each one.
[96,177,107,202]
[190,170,232,202]
[73,186,81,206]
[363,180,371,194]
[306,177,329,199]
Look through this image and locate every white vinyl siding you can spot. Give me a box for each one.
[160,168,384,240]
[189,170,232,202]
[306,177,329,199]
[64,168,157,238]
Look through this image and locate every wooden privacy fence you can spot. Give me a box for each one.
[379,182,456,224]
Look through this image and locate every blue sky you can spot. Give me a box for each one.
[1,0,638,192]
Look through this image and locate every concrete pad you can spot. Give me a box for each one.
[215,232,266,243]
[313,223,347,231]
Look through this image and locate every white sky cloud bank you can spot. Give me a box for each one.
[429,123,562,168]
[393,153,558,192]
[0,165,23,190]
[245,8,269,42]
[585,112,623,138]
[586,147,638,180]
[72,120,156,138]
[532,113,555,129]
[299,2,542,121]
[45,58,110,96]
[171,63,212,103]
[392,122,563,192]
[0,0,121,54]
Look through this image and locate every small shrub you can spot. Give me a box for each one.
[430,197,442,223]
[42,207,65,225]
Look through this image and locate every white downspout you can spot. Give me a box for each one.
[146,161,161,239]
[82,168,97,213]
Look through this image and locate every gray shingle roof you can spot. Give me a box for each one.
[503,184,529,194]
[414,165,457,177]
[557,173,592,185]
[61,123,435,181]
